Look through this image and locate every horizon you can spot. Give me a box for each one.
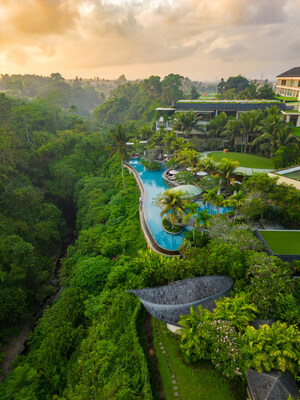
[0,0,300,81]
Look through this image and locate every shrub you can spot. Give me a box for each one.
[247,253,293,319]
[214,293,258,332]
[162,217,183,233]
[141,158,161,171]
[179,306,246,380]
[243,321,300,378]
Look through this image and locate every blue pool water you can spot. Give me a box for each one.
[129,158,230,251]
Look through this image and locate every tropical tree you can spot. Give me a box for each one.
[228,190,248,222]
[195,209,212,233]
[139,125,154,140]
[197,156,217,174]
[206,112,230,138]
[162,130,176,154]
[240,82,258,99]
[221,118,241,151]
[170,136,191,154]
[176,148,201,173]
[216,158,240,185]
[202,187,220,213]
[106,124,130,189]
[183,202,199,244]
[172,110,203,138]
[156,188,187,226]
[235,110,263,153]
[253,115,299,157]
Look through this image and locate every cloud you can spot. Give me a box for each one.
[0,0,299,79]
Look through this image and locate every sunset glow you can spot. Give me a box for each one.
[0,0,299,80]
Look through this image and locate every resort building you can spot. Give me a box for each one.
[156,100,289,137]
[275,67,300,126]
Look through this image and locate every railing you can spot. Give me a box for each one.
[124,162,179,257]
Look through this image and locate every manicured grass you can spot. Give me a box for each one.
[208,152,273,169]
[260,231,300,255]
[282,171,300,181]
[293,127,300,138]
[152,318,246,400]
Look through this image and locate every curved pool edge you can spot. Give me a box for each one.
[124,162,180,257]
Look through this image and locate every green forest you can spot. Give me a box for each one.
[0,74,299,399]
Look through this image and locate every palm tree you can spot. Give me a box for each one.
[197,157,217,174]
[216,158,240,185]
[253,116,299,157]
[228,190,248,222]
[176,148,201,173]
[170,137,191,154]
[106,124,130,189]
[139,125,153,140]
[162,130,176,154]
[235,110,263,153]
[157,188,187,226]
[206,112,230,138]
[183,202,199,244]
[195,209,212,234]
[202,186,219,213]
[172,110,203,138]
[221,118,242,151]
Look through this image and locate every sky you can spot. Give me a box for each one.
[0,0,300,82]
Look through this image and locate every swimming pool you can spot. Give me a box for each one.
[129,158,230,251]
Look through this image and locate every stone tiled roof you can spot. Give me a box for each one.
[246,369,300,400]
[129,276,234,326]
[277,67,300,78]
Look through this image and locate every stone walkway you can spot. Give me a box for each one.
[154,320,180,399]
[200,151,273,176]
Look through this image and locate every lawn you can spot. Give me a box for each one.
[282,170,300,181]
[208,152,273,169]
[152,317,245,400]
[260,231,300,255]
[293,127,300,138]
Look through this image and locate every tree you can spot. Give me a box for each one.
[240,82,258,99]
[176,148,201,173]
[253,114,299,157]
[183,202,199,244]
[202,186,220,213]
[172,110,203,138]
[257,83,275,100]
[217,78,226,94]
[228,190,248,222]
[235,110,263,153]
[225,75,249,92]
[197,157,217,174]
[106,124,130,189]
[222,118,241,151]
[161,73,183,105]
[195,209,212,233]
[216,158,240,185]
[156,188,187,226]
[206,112,230,138]
[190,85,200,100]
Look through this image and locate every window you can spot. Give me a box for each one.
[282,79,286,85]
